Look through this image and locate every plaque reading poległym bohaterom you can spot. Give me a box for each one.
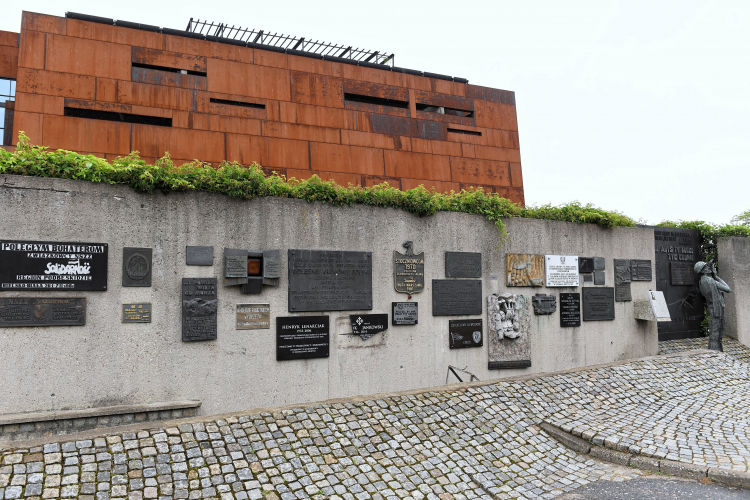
[182,278,217,341]
[0,297,86,326]
[276,316,329,360]
[288,250,372,312]
[432,280,482,316]
[0,240,108,291]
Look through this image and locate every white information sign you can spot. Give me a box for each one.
[648,290,671,322]
[545,255,580,287]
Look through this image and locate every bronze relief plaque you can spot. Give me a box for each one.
[0,297,86,326]
[122,247,152,287]
[506,254,544,287]
[182,278,217,341]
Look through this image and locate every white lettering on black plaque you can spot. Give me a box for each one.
[432,280,482,316]
[445,252,482,278]
[182,278,217,341]
[276,316,329,360]
[0,297,86,326]
[582,287,615,321]
[560,293,580,327]
[448,319,483,348]
[392,302,418,325]
[288,250,372,312]
[350,313,388,340]
[0,240,107,291]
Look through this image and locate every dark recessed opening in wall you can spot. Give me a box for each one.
[344,93,409,109]
[210,98,266,109]
[447,128,482,136]
[64,107,173,127]
[132,63,207,77]
[416,104,474,118]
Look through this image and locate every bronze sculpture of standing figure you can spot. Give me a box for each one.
[695,261,731,351]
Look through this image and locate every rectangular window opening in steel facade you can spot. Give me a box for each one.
[210,98,266,110]
[447,128,482,136]
[343,93,409,109]
[64,107,173,127]
[0,78,16,146]
[131,62,207,77]
[416,103,474,118]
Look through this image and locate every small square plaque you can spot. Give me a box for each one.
[122,247,152,287]
[392,302,418,325]
[578,258,595,273]
[594,271,605,285]
[593,257,605,271]
[186,246,214,266]
[582,274,594,286]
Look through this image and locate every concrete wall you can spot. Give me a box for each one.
[718,237,750,344]
[0,174,657,418]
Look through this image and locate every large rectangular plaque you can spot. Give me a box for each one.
[236,303,270,330]
[449,319,483,348]
[670,262,694,286]
[122,303,151,323]
[631,259,653,281]
[614,259,632,302]
[582,287,615,321]
[432,280,482,316]
[186,246,214,266]
[276,316,329,360]
[393,250,425,294]
[0,240,108,291]
[545,255,579,287]
[445,252,482,278]
[392,302,418,325]
[182,278,217,341]
[122,247,152,287]
[560,293,580,327]
[288,250,372,312]
[0,297,86,326]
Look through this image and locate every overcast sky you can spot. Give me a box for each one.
[2,0,748,225]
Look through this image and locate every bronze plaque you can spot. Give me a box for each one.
[670,262,695,286]
[631,259,652,281]
[186,246,214,266]
[122,303,152,323]
[393,250,425,294]
[122,248,152,287]
[236,303,270,329]
[445,252,481,278]
[182,278,217,341]
[614,259,632,302]
[0,297,86,327]
[506,254,544,287]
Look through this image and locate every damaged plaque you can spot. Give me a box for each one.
[487,293,531,369]
[578,257,595,273]
[350,313,389,340]
[532,294,556,315]
[0,297,86,327]
[448,319,483,349]
[393,241,425,294]
[506,254,544,287]
[614,259,632,302]
[182,278,217,341]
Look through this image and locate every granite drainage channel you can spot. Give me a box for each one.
[539,422,750,490]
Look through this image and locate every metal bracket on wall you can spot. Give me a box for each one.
[446,365,480,384]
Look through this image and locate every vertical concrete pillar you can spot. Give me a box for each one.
[718,237,750,345]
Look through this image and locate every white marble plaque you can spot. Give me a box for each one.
[648,290,671,322]
[545,255,580,287]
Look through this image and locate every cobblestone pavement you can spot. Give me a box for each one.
[5,346,750,500]
[659,338,750,363]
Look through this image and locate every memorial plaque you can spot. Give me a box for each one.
[393,247,425,294]
[488,294,531,368]
[449,319,483,349]
[445,252,482,278]
[506,254,544,286]
[594,271,606,285]
[560,293,581,327]
[578,257,595,273]
[532,294,556,315]
[350,313,389,340]
[0,240,108,291]
[631,259,653,281]
[276,316,329,360]
[122,247,152,287]
[0,297,86,327]
[582,274,594,285]
[224,249,248,287]
[186,246,214,266]
[236,303,270,330]
[545,255,580,287]
[122,303,151,323]
[648,290,671,321]
[670,262,695,286]
[432,280,482,316]
[593,257,605,271]
[263,250,281,279]
[288,250,372,312]
[182,278,217,341]
[614,259,632,302]
[582,287,615,321]
[392,302,418,325]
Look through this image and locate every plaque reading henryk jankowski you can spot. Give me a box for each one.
[182,278,217,341]
[123,247,152,287]
[0,297,86,327]
[394,242,424,294]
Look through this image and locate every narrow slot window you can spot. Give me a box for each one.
[0,78,16,146]
[447,128,482,136]
[132,62,207,77]
[210,98,266,110]
[344,93,409,109]
[64,107,173,127]
[417,103,473,118]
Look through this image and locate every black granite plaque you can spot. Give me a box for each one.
[670,262,695,286]
[263,250,281,279]
[578,257,595,273]
[392,302,418,325]
[631,259,652,281]
[393,250,425,294]
[122,303,152,323]
[350,313,388,340]
[532,294,556,315]
[445,252,482,278]
[186,246,214,266]
[288,250,372,312]
[594,271,605,285]
[593,257,605,270]
[449,319,483,348]
[122,247,152,287]
[0,297,86,326]
[560,293,580,327]
[614,259,632,302]
[432,280,482,316]
[582,287,615,321]
[182,278,217,341]
[0,240,108,291]
[615,282,632,301]
[276,316,329,360]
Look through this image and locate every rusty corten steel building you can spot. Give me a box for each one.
[0,11,524,203]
